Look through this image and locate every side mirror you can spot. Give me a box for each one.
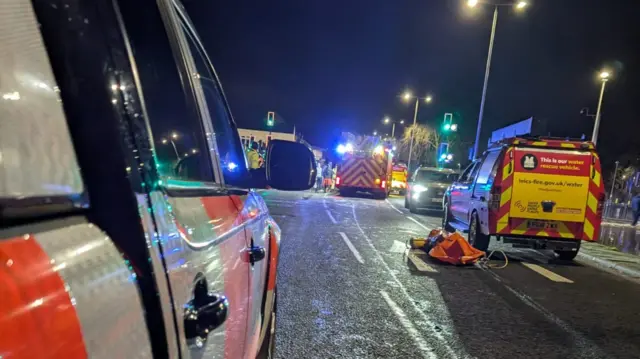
[265,140,317,190]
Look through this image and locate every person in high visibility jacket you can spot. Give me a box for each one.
[247,142,262,169]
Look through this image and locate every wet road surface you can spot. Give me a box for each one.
[262,190,640,359]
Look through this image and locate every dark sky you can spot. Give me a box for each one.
[185,0,639,167]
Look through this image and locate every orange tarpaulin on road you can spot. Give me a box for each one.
[423,229,486,265]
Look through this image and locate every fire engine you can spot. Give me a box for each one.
[335,133,393,199]
[391,162,409,195]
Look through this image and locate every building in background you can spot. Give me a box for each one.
[238,128,296,151]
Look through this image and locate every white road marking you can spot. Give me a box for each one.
[407,250,438,273]
[481,267,605,358]
[351,204,461,359]
[389,240,408,253]
[380,290,437,359]
[408,216,431,231]
[326,210,338,224]
[521,263,574,283]
[322,198,329,209]
[385,199,404,214]
[339,232,365,264]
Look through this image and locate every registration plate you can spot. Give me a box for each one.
[432,198,441,203]
[527,220,558,230]
[437,191,444,196]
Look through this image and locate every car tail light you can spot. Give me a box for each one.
[381,180,386,189]
[488,185,501,211]
[375,178,381,185]
[336,177,341,186]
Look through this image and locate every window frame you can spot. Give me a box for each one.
[172,1,248,186]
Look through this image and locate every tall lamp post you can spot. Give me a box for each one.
[468,0,529,159]
[591,70,611,146]
[402,91,433,170]
[383,117,405,137]
[161,132,180,160]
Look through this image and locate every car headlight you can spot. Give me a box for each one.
[413,184,428,193]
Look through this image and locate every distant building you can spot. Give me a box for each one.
[238,127,324,161]
[237,128,296,150]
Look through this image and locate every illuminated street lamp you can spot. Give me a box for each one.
[161,132,180,160]
[592,70,612,146]
[383,117,405,137]
[402,91,434,169]
[468,1,529,159]
[373,130,378,136]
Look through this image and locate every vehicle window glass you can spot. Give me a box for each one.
[131,14,213,183]
[416,170,458,183]
[179,20,248,184]
[458,162,475,182]
[475,150,501,185]
[467,160,482,183]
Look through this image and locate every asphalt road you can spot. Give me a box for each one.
[261,190,640,359]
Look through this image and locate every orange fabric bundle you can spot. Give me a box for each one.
[426,229,486,265]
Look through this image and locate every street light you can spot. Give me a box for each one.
[161,132,180,160]
[401,90,434,170]
[373,130,378,136]
[592,69,612,146]
[383,117,405,137]
[469,1,529,159]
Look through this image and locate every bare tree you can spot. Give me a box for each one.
[398,124,440,166]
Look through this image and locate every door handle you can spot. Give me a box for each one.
[247,245,266,264]
[184,275,229,345]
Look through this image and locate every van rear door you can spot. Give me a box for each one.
[510,147,592,235]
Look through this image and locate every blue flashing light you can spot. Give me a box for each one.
[337,144,347,154]
[227,162,238,171]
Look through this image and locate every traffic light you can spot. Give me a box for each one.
[267,111,275,127]
[442,113,458,132]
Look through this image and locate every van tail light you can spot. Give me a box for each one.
[597,192,605,215]
[336,177,341,186]
[381,180,386,189]
[488,185,501,211]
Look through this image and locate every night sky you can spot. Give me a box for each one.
[185,0,639,168]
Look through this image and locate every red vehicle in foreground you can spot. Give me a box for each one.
[0,1,315,358]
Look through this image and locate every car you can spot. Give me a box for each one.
[0,1,314,358]
[405,167,459,213]
[442,137,604,259]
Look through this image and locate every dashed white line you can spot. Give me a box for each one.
[351,204,461,359]
[521,263,574,283]
[380,290,437,359]
[339,232,365,264]
[481,267,604,358]
[385,198,404,214]
[326,210,338,224]
[408,216,431,231]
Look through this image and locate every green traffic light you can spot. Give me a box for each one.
[443,123,451,131]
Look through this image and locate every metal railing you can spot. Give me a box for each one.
[603,201,634,222]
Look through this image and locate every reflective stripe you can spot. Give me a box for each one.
[0,235,87,359]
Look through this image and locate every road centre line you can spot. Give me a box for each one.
[380,290,437,359]
[521,263,574,283]
[351,203,461,359]
[385,198,404,214]
[480,266,604,358]
[408,216,431,231]
[326,210,338,224]
[338,232,365,264]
